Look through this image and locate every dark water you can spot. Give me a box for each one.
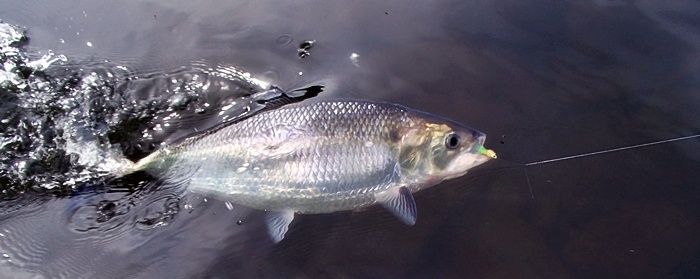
[1,1,699,278]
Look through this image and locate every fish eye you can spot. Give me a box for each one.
[445,133,460,150]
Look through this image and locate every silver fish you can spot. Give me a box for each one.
[125,100,496,242]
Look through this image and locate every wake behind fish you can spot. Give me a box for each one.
[0,19,324,276]
[0,20,318,196]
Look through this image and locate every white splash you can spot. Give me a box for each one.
[350,52,360,67]
[26,51,68,71]
[0,21,24,48]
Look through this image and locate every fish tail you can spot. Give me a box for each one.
[110,157,139,176]
[111,154,157,176]
[110,150,165,177]
[99,150,154,177]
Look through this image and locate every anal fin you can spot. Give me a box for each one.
[264,210,295,243]
[375,186,417,225]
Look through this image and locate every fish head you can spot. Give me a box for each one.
[398,113,496,187]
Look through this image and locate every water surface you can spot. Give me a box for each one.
[0,1,699,278]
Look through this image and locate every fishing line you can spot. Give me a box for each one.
[521,134,700,166]
[523,168,535,200]
[485,134,700,200]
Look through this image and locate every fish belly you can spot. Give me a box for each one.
[183,140,399,213]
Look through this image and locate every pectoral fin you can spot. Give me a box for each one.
[264,210,295,243]
[375,186,417,225]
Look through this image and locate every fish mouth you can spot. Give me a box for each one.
[475,135,497,159]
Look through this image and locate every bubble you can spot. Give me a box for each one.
[350,52,360,67]
[184,203,194,214]
[262,70,279,82]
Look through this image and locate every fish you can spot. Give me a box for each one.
[122,100,497,242]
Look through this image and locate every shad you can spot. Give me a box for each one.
[120,100,496,242]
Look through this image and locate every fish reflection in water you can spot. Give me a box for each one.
[120,100,496,242]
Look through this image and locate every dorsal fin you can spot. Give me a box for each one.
[168,85,323,147]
